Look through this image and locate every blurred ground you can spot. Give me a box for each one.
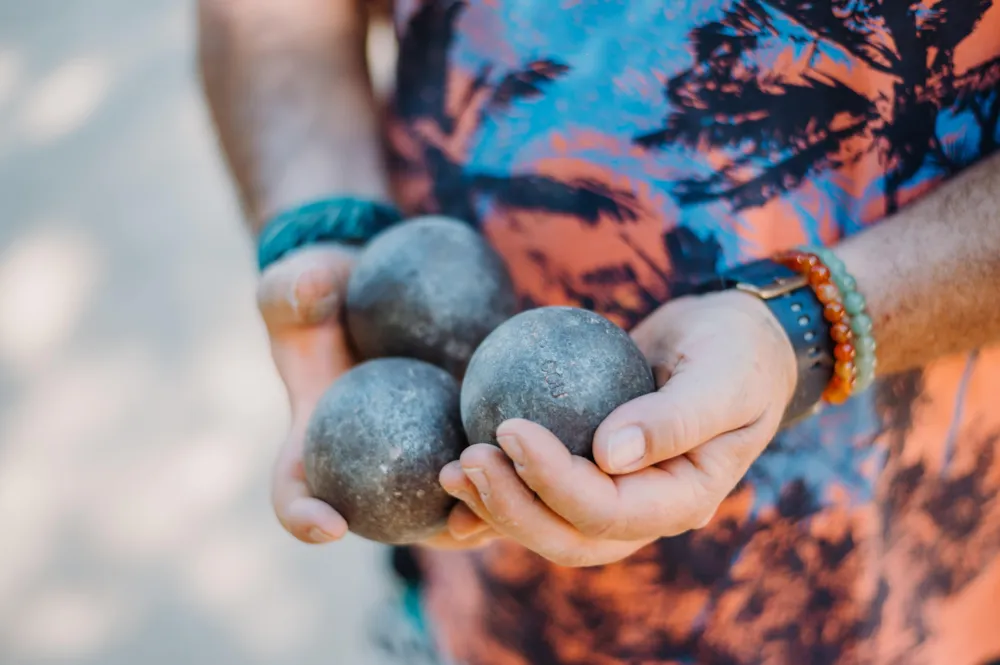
[0,2,399,664]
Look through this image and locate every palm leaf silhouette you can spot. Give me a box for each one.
[394,1,640,227]
[948,56,1000,155]
[637,0,998,213]
[489,59,571,110]
[469,174,640,226]
[395,0,466,129]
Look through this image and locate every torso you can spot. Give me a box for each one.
[384,2,1000,663]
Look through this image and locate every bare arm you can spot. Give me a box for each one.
[194,0,383,544]
[835,153,1000,376]
[197,0,389,234]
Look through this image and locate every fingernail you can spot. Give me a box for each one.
[608,426,647,471]
[309,527,335,543]
[464,467,490,497]
[497,434,524,466]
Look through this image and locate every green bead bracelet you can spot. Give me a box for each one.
[807,245,877,392]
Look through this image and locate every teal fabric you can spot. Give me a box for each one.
[256,197,403,272]
[402,582,429,636]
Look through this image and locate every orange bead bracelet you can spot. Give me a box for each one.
[775,249,857,405]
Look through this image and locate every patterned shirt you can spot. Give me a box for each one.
[383,1,1000,663]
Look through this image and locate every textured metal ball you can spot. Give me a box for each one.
[303,358,468,544]
[461,307,655,458]
[345,216,518,378]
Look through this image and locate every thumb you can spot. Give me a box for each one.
[258,244,359,414]
[592,351,759,475]
[257,243,357,331]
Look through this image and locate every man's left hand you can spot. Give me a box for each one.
[439,290,798,567]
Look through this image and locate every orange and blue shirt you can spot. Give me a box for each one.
[383,1,1000,663]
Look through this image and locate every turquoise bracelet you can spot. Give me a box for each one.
[804,245,877,392]
[257,197,404,272]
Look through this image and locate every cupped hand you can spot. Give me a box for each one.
[439,290,797,567]
[259,243,496,548]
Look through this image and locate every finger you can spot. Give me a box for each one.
[443,456,643,566]
[271,324,356,418]
[593,344,762,475]
[602,419,770,539]
[262,248,357,413]
[272,444,348,544]
[421,527,500,550]
[440,461,492,523]
[442,450,582,553]
[257,244,357,330]
[447,502,492,541]
[494,420,622,539]
[453,445,601,564]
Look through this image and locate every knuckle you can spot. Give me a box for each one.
[675,505,720,535]
[575,510,619,539]
[491,511,517,529]
[291,268,343,324]
[691,507,718,532]
[521,459,558,490]
[484,495,518,529]
[650,414,689,459]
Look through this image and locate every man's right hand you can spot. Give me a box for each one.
[258,244,498,549]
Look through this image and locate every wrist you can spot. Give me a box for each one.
[722,289,799,406]
[704,258,835,426]
[256,196,404,273]
[775,247,878,398]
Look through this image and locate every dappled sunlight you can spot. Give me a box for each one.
[177,523,326,659]
[0,345,153,458]
[86,427,262,562]
[229,579,322,660]
[0,465,60,622]
[0,3,394,664]
[0,225,104,374]
[0,48,23,111]
[17,56,112,144]
[179,522,280,613]
[185,326,287,435]
[4,586,135,662]
[368,19,398,97]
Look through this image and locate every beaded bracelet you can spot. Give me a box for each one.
[773,247,876,405]
[806,246,877,392]
[257,197,404,273]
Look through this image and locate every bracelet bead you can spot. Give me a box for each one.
[830,322,852,344]
[824,302,846,323]
[844,291,867,316]
[841,273,858,293]
[856,335,876,355]
[850,312,874,337]
[815,282,839,304]
[809,264,831,286]
[834,343,856,362]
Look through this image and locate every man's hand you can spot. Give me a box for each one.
[439,290,797,567]
[259,244,497,548]
[198,0,498,549]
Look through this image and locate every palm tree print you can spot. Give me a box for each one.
[391,0,730,325]
[636,0,1000,214]
[393,0,641,227]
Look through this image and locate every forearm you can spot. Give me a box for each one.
[197,0,389,235]
[834,153,1000,376]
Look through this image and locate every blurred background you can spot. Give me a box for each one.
[0,2,402,663]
